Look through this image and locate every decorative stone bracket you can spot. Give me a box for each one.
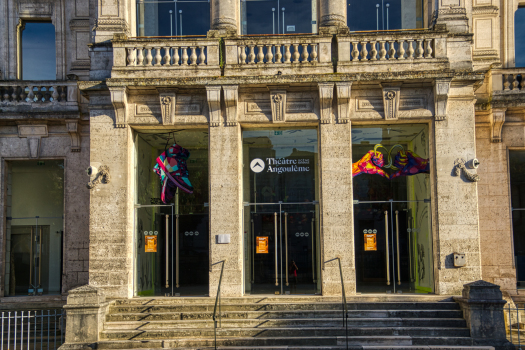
[318,83,334,124]
[336,82,352,124]
[206,86,222,127]
[18,124,48,159]
[109,86,128,128]
[270,89,287,123]
[223,85,239,126]
[490,108,506,143]
[453,158,480,182]
[381,83,401,120]
[157,88,177,125]
[434,79,451,121]
[65,120,81,152]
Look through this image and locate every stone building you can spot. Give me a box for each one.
[1,0,525,307]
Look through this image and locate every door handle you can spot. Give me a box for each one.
[384,211,390,286]
[275,212,278,287]
[311,217,315,283]
[395,210,401,286]
[38,226,42,288]
[165,214,169,289]
[176,214,180,288]
[285,212,288,287]
[408,218,414,282]
[29,226,33,289]
[251,219,255,283]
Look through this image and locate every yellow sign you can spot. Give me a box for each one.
[364,234,377,251]
[145,236,157,253]
[256,236,269,254]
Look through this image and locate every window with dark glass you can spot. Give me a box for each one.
[515,8,525,67]
[20,22,56,80]
[347,0,424,31]
[137,0,210,36]
[510,151,525,288]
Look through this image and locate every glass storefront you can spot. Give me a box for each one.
[137,0,210,36]
[352,125,433,294]
[243,129,320,295]
[347,0,424,31]
[510,151,525,288]
[5,160,64,296]
[134,130,209,296]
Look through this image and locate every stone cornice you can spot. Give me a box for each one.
[472,5,499,15]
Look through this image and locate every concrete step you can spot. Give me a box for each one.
[103,317,467,329]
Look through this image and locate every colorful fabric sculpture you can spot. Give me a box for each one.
[153,144,193,203]
[390,150,430,179]
[352,147,390,179]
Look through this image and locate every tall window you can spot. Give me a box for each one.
[515,8,525,67]
[20,22,56,80]
[137,0,210,36]
[347,0,424,31]
[510,151,525,288]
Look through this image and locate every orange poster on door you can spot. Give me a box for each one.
[145,236,157,252]
[364,234,377,251]
[256,236,268,254]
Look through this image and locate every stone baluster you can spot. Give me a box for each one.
[20,86,27,102]
[512,74,520,91]
[190,47,198,65]
[310,44,318,62]
[181,47,189,65]
[503,74,510,90]
[11,86,18,102]
[407,40,415,59]
[369,41,378,61]
[144,48,152,65]
[35,86,43,102]
[199,47,206,65]
[397,40,405,60]
[60,86,67,101]
[137,48,144,65]
[3,87,9,102]
[301,44,309,62]
[284,45,291,63]
[379,41,387,60]
[173,47,180,65]
[27,86,35,102]
[275,45,283,63]
[360,42,368,62]
[154,47,162,66]
[388,40,396,59]
[416,40,424,58]
[351,42,359,61]
[127,48,136,66]
[292,44,300,63]
[424,40,433,58]
[163,47,171,66]
[265,45,274,63]
[240,46,247,64]
[52,86,59,102]
[43,87,50,102]
[248,45,256,64]
[257,45,265,64]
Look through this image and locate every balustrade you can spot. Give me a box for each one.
[126,46,208,67]
[236,43,319,64]
[346,38,434,61]
[0,84,70,103]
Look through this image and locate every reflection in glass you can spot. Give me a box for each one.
[135,130,209,296]
[137,0,210,36]
[21,22,56,80]
[515,8,525,67]
[347,0,424,31]
[352,125,433,294]
[241,0,315,34]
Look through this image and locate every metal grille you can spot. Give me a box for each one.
[0,310,65,350]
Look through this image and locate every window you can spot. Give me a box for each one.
[510,151,525,287]
[515,8,525,67]
[137,0,210,36]
[347,0,424,31]
[19,22,56,80]
[241,0,316,34]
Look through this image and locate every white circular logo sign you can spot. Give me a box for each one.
[250,158,265,173]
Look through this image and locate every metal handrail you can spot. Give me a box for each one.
[212,259,226,350]
[325,256,348,350]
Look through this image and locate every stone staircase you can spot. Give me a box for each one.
[96,296,497,350]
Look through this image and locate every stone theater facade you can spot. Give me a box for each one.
[1,0,525,306]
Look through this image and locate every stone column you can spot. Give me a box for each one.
[60,285,109,349]
[209,123,243,297]
[318,90,354,294]
[319,0,347,31]
[434,0,469,34]
[210,0,239,34]
[433,83,482,295]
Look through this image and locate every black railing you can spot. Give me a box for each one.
[212,259,226,350]
[325,256,348,350]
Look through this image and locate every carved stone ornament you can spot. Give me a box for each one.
[381,84,401,120]
[433,79,451,121]
[270,90,287,123]
[318,83,334,124]
[453,158,480,182]
[109,87,128,128]
[158,89,177,125]
[18,124,48,159]
[336,82,352,124]
[490,108,506,143]
[66,120,81,152]
[223,85,239,126]
[206,86,222,126]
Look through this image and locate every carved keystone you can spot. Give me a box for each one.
[18,124,48,159]
[270,89,287,123]
[318,83,334,124]
[336,82,352,124]
[490,108,506,143]
[206,86,222,127]
[381,83,401,120]
[223,85,239,126]
[157,88,177,125]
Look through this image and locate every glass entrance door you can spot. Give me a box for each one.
[354,200,431,294]
[245,202,319,295]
